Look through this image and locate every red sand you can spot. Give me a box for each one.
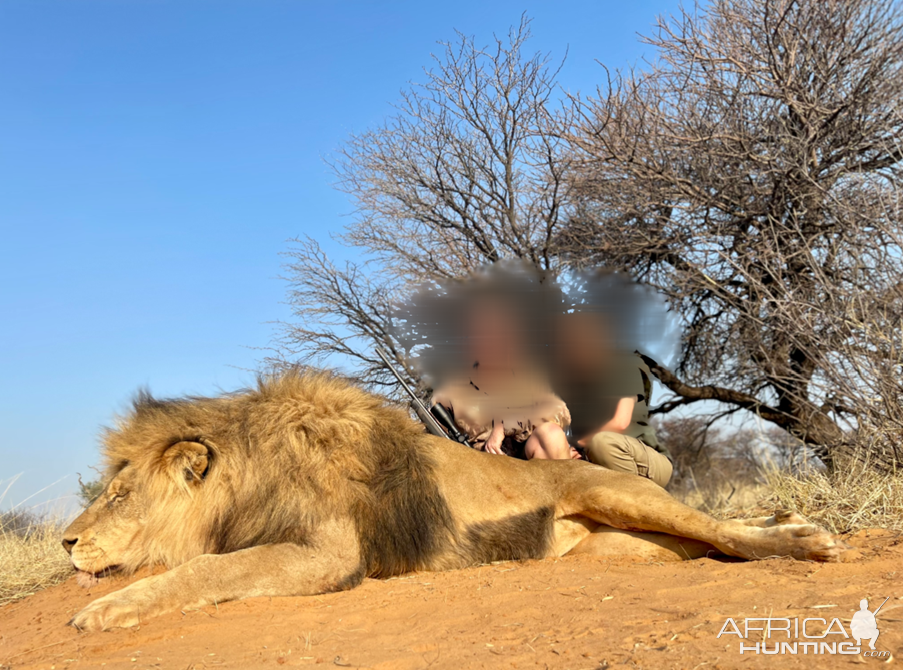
[1,529,901,669]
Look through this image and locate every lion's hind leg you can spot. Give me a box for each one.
[567,510,822,562]
[568,524,718,562]
[562,466,844,562]
[733,510,809,528]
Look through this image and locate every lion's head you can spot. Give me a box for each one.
[61,371,401,586]
[62,439,214,585]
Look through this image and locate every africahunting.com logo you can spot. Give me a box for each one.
[717,597,891,657]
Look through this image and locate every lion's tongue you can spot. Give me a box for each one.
[75,570,101,588]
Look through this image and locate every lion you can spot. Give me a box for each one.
[62,370,844,631]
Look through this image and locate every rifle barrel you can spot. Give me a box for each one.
[375,347,417,397]
[375,347,447,439]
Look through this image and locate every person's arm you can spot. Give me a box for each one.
[597,396,636,433]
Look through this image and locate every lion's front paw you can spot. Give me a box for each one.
[70,591,143,632]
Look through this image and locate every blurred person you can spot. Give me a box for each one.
[392,262,576,460]
[551,273,675,487]
[430,297,575,459]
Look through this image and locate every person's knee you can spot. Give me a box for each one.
[524,438,545,460]
[534,422,566,440]
[652,455,673,488]
[584,433,635,472]
[583,433,672,487]
[528,423,569,459]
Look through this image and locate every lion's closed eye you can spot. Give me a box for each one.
[106,491,129,507]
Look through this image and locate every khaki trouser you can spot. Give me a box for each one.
[583,431,673,488]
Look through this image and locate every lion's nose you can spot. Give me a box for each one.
[61,536,78,555]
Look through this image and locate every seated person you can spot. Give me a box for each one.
[431,298,575,460]
[432,369,574,460]
[553,312,673,487]
[572,354,672,487]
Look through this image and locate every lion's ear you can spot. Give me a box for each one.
[162,441,210,485]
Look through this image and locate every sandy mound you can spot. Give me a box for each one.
[1,530,900,669]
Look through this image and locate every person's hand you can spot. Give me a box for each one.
[569,446,583,460]
[484,425,506,455]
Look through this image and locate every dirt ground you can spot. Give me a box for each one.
[1,530,901,670]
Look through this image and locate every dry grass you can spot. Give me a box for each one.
[674,463,903,535]
[0,510,73,607]
[760,465,903,535]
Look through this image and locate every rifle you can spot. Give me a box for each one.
[375,346,472,447]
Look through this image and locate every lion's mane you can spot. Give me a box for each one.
[101,369,456,581]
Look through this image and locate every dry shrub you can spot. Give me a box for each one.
[760,465,903,535]
[662,417,772,517]
[672,466,903,533]
[0,510,73,607]
[659,417,903,533]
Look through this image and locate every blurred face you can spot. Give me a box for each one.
[465,300,526,370]
[554,312,613,374]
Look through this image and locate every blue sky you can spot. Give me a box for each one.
[0,1,684,513]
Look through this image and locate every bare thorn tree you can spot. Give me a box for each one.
[561,0,903,470]
[281,15,573,389]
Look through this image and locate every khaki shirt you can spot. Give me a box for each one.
[562,353,670,460]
